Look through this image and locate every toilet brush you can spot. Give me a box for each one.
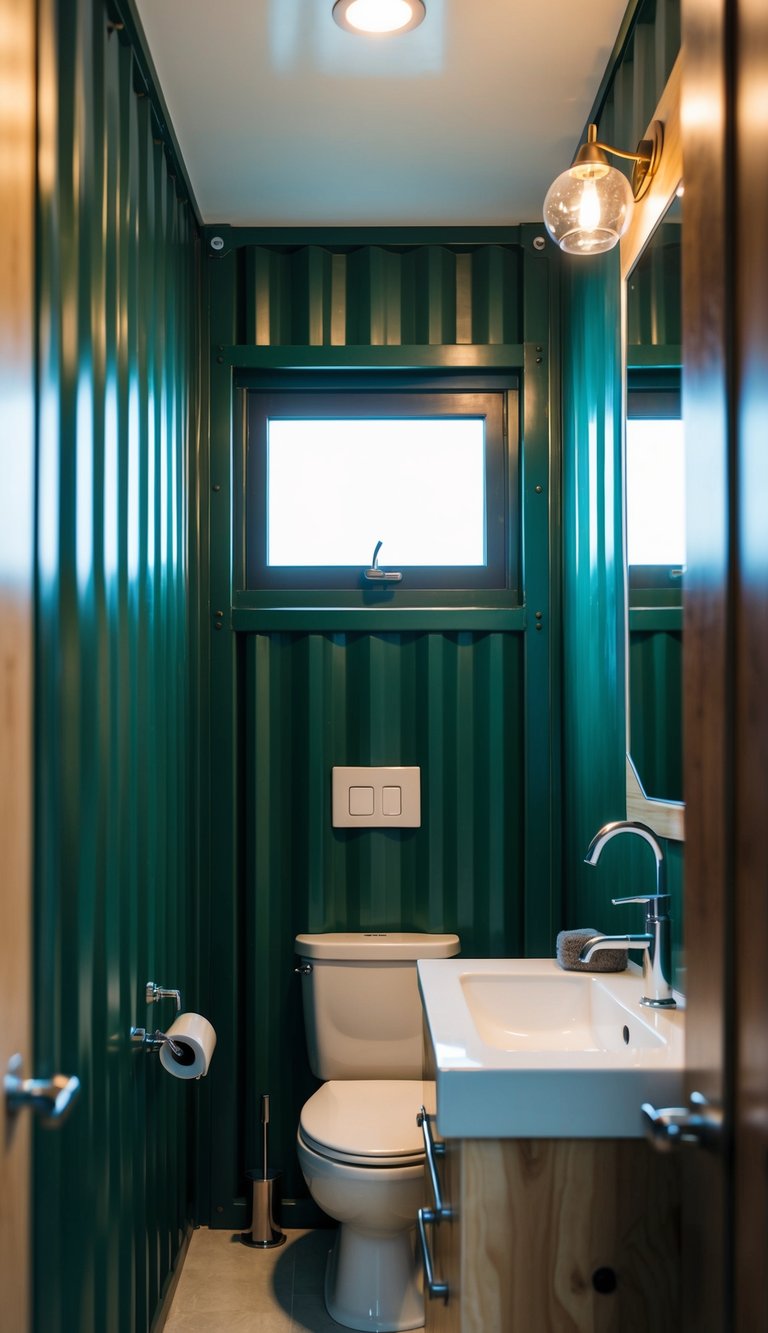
[240,1093,286,1248]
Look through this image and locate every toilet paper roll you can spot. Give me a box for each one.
[159,1013,217,1080]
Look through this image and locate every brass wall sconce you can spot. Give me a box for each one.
[543,121,664,255]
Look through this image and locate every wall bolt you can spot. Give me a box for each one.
[535,484,543,494]
[212,484,221,492]
[535,611,543,620]
[215,610,224,619]
[536,356,543,364]
[536,623,543,631]
[210,236,225,252]
[532,236,546,251]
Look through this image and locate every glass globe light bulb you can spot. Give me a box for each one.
[543,161,635,255]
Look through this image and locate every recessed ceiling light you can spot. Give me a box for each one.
[332,0,426,36]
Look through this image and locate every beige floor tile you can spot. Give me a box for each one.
[166,1227,341,1331]
[165,1311,294,1333]
[289,1231,335,1295]
[290,1294,344,1332]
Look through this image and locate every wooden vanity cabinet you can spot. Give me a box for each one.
[421,1132,680,1333]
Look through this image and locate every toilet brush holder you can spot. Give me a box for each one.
[240,1092,286,1249]
[241,1168,286,1248]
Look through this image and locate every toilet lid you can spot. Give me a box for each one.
[300,1080,425,1165]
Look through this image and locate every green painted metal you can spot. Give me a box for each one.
[592,0,681,164]
[240,244,524,349]
[33,0,200,1327]
[561,255,629,928]
[626,221,682,348]
[245,629,526,1201]
[561,0,684,983]
[231,608,527,632]
[629,626,683,801]
[218,344,525,369]
[203,232,559,1225]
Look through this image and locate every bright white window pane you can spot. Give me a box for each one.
[626,418,686,566]
[267,418,486,567]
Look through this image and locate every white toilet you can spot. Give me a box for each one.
[295,931,460,1333]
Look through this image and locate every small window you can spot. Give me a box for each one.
[245,387,512,591]
[626,375,685,588]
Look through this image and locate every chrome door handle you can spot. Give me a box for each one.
[417,1207,449,1303]
[4,1053,81,1128]
[641,1090,723,1152]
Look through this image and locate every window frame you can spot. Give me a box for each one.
[242,375,519,598]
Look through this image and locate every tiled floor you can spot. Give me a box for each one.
[164,1227,343,1332]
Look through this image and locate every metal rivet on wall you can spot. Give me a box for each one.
[532,236,546,251]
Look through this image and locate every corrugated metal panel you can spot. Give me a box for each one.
[242,243,523,347]
[629,627,684,801]
[598,0,681,151]
[562,0,684,979]
[33,1,199,1329]
[626,220,682,348]
[244,629,525,1198]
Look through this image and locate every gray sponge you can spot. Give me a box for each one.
[556,927,628,973]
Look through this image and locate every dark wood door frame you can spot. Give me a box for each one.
[682,0,768,1328]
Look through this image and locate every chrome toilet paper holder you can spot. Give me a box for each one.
[131,981,184,1055]
[145,981,182,1012]
[130,1027,184,1057]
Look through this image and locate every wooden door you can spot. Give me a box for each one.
[732,0,768,1325]
[682,0,768,1327]
[0,0,37,1324]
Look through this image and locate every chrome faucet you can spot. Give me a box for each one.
[579,820,676,1009]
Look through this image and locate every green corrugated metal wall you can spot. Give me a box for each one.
[201,228,556,1225]
[241,242,523,346]
[245,629,525,1200]
[562,0,684,979]
[629,623,683,801]
[33,0,201,1327]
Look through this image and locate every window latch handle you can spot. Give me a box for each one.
[364,540,402,582]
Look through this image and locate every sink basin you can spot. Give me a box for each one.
[418,958,684,1139]
[460,971,666,1053]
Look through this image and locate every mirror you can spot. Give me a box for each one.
[620,58,685,841]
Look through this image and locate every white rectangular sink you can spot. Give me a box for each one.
[418,957,685,1139]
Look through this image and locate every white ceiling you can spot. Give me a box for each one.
[135,0,629,227]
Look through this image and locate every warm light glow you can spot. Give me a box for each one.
[578,179,601,232]
[333,0,426,35]
[543,162,634,255]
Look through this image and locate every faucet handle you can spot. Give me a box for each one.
[612,894,671,913]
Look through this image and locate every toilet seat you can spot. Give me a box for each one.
[299,1080,425,1169]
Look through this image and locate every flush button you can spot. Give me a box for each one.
[349,786,375,817]
[382,786,402,816]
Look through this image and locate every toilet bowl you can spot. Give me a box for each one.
[294,931,460,1332]
[297,1081,426,1332]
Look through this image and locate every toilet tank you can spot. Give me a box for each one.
[296,932,460,1080]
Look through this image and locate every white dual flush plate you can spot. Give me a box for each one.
[332,766,421,828]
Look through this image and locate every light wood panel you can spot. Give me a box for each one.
[426,1138,680,1333]
[0,0,36,1323]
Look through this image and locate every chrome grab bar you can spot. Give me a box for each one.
[417,1207,449,1303]
[417,1106,450,1218]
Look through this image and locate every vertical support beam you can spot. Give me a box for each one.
[520,225,561,954]
[202,247,246,1227]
